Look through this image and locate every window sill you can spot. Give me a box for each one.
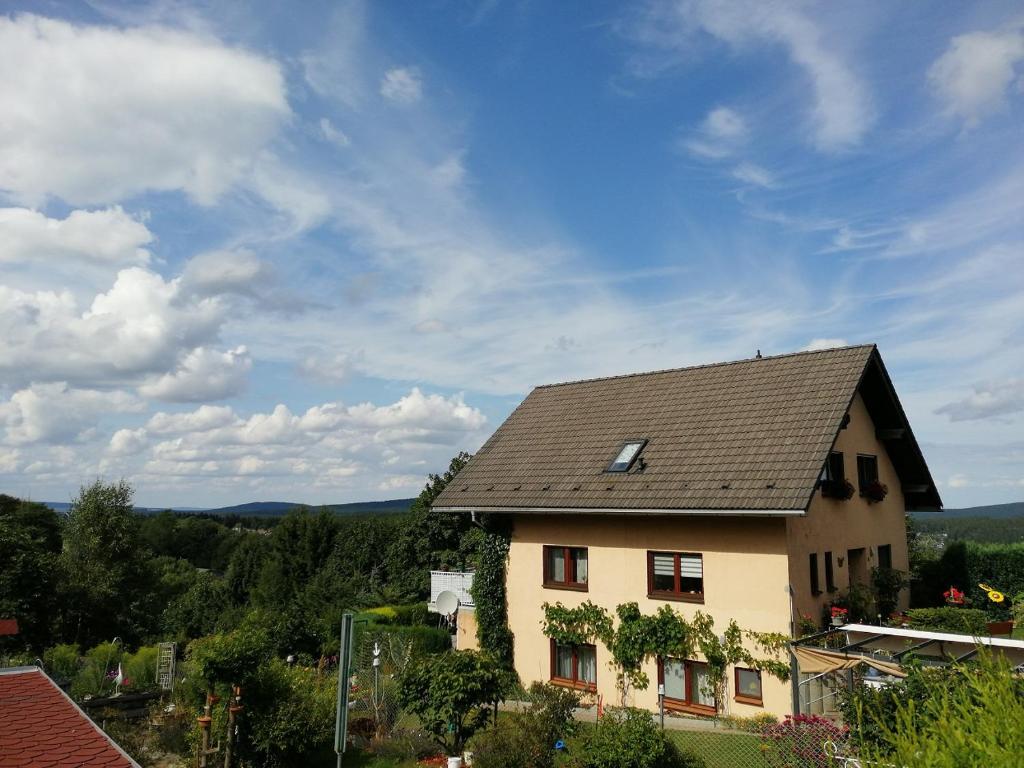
[543,582,589,592]
[734,695,763,708]
[649,592,704,604]
[550,677,597,693]
[663,699,716,716]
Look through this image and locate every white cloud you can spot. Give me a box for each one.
[138,346,252,402]
[182,250,271,297]
[380,66,423,104]
[297,352,360,384]
[803,338,850,352]
[0,14,289,206]
[641,1,871,150]
[0,267,224,388]
[929,24,1024,126]
[0,383,141,445]
[682,106,748,159]
[146,405,237,435]
[0,207,153,265]
[108,428,147,456]
[936,379,1024,422]
[319,117,351,147]
[731,163,774,188]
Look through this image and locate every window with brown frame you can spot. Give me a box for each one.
[857,454,879,493]
[550,640,597,690]
[647,551,703,602]
[734,667,763,706]
[658,658,716,715]
[543,545,588,590]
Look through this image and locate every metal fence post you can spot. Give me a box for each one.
[335,612,355,768]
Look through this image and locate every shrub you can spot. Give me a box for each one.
[855,652,1024,766]
[903,607,989,635]
[71,641,121,699]
[470,683,580,768]
[43,643,80,682]
[370,729,438,760]
[760,714,847,768]
[397,650,507,755]
[719,712,779,733]
[566,707,703,768]
[122,645,159,692]
[357,624,453,656]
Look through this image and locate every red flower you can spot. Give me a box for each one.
[830,606,848,618]
[943,586,965,605]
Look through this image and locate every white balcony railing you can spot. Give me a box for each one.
[429,570,475,612]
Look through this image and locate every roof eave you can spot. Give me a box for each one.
[433,505,805,517]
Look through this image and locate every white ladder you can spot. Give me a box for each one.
[156,642,176,691]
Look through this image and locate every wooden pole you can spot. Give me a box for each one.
[224,684,242,768]
[198,692,213,768]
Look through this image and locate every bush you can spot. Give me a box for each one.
[566,707,703,768]
[357,624,453,656]
[71,641,121,699]
[370,729,439,760]
[856,652,1024,766]
[760,714,847,768]
[903,607,989,635]
[470,683,580,768]
[43,643,80,682]
[122,645,158,692]
[719,712,779,733]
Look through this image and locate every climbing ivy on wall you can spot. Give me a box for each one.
[470,515,515,667]
[542,600,790,708]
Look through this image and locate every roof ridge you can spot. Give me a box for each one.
[534,343,876,390]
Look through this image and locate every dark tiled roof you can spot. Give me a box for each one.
[434,345,878,513]
[0,667,140,768]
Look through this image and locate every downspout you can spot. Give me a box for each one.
[787,584,801,715]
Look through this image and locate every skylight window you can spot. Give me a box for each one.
[607,440,646,472]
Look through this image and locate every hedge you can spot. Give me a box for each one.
[915,541,1024,619]
[903,607,989,636]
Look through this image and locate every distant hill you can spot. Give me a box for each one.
[914,501,1024,520]
[42,498,415,517]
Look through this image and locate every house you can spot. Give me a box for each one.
[432,345,940,718]
[0,666,141,767]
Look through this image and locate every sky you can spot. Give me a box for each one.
[0,0,1022,509]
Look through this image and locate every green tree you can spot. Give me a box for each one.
[387,452,477,598]
[398,649,507,756]
[0,496,63,650]
[60,480,151,645]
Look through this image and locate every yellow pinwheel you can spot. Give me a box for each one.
[979,583,1006,603]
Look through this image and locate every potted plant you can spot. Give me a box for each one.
[862,480,888,503]
[830,606,849,626]
[821,478,856,500]
[943,586,966,606]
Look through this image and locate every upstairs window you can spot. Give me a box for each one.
[648,551,704,602]
[824,452,845,482]
[607,439,646,472]
[857,455,879,493]
[544,545,588,590]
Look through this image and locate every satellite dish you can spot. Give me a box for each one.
[435,590,460,615]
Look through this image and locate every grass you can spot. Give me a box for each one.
[668,729,771,768]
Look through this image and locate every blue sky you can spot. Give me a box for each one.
[0,0,1021,508]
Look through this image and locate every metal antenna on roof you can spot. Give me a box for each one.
[756,350,763,359]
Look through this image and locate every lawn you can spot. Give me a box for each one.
[668,729,771,768]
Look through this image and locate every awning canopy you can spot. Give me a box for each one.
[793,645,906,678]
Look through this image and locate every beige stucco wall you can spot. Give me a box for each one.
[786,392,910,625]
[506,513,794,717]
[456,606,479,651]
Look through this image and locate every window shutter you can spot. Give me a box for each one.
[679,554,702,578]
[653,554,675,576]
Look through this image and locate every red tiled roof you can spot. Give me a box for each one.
[0,667,140,768]
[0,619,18,636]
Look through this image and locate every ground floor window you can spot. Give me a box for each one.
[550,640,597,690]
[734,667,763,706]
[659,658,716,714]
